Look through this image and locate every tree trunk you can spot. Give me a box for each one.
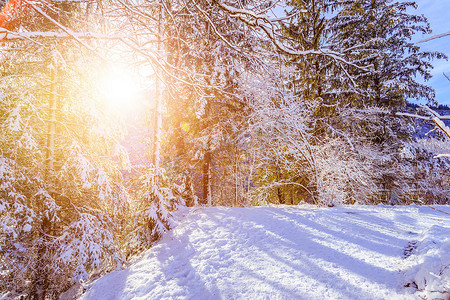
[202,99,212,206]
[46,56,57,177]
[234,147,239,207]
[202,148,212,206]
[32,217,51,300]
[33,52,58,300]
[184,170,197,207]
[276,171,284,204]
[153,80,163,169]
[153,5,164,169]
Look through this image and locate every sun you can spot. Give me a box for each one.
[99,65,141,111]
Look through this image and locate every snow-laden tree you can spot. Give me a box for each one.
[282,0,332,101]
[335,106,450,204]
[329,0,446,107]
[244,94,450,205]
[110,0,386,207]
[235,61,379,206]
[0,1,132,297]
[0,78,129,298]
[393,105,450,204]
[396,73,450,158]
[276,0,450,204]
[110,0,276,207]
[125,165,184,256]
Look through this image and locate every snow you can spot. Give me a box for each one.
[80,205,450,300]
[0,27,120,41]
[433,117,450,139]
[22,224,31,232]
[404,224,450,299]
[6,107,22,132]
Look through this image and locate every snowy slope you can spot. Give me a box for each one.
[80,205,450,300]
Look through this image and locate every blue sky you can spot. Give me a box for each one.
[412,0,450,106]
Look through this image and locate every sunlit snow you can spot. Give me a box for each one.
[80,205,450,300]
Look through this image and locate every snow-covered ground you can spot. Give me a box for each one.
[80,205,450,300]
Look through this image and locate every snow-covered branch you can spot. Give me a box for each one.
[23,0,104,58]
[212,0,366,70]
[432,117,450,139]
[0,28,120,41]
[397,105,450,139]
[434,153,450,158]
[418,31,450,43]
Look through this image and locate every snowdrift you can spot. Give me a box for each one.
[79,205,450,300]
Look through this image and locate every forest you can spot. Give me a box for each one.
[0,0,449,298]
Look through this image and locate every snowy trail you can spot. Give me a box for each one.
[80,205,450,300]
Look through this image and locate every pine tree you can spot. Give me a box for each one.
[282,0,330,101]
[329,0,447,107]
[0,2,130,297]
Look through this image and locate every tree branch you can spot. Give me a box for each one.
[0,28,120,41]
[418,31,450,43]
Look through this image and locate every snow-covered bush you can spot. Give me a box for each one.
[245,98,450,206]
[0,148,128,298]
[0,156,38,295]
[0,58,130,298]
[246,98,381,206]
[54,212,124,284]
[126,165,185,255]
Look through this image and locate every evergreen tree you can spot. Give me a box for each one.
[329,0,447,107]
[0,2,130,298]
[282,0,330,101]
